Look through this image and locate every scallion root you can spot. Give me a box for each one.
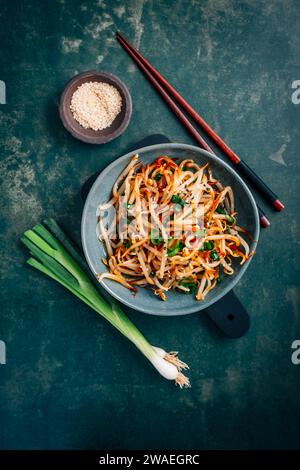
[152,346,190,387]
[176,372,191,389]
[164,351,189,371]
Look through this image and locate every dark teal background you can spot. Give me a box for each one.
[1,0,300,450]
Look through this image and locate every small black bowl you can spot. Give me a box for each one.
[59,70,132,144]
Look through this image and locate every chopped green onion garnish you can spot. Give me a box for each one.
[150,228,163,245]
[226,215,235,225]
[174,204,182,213]
[154,173,162,181]
[210,250,220,261]
[179,279,197,293]
[204,240,214,251]
[171,194,185,206]
[171,194,181,204]
[216,205,226,215]
[167,240,185,257]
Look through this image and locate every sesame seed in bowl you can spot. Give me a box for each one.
[70,81,122,131]
[59,71,132,144]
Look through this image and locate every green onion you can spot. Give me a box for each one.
[167,240,185,257]
[179,279,197,294]
[43,218,89,275]
[204,240,215,251]
[154,173,162,181]
[210,250,220,261]
[123,202,134,209]
[216,205,226,215]
[171,194,185,206]
[226,215,235,225]
[124,240,132,249]
[216,205,235,225]
[150,228,163,245]
[21,221,190,388]
[200,240,215,252]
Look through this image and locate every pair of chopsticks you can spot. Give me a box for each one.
[116,32,285,228]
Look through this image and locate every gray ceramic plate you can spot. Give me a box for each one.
[81,143,259,316]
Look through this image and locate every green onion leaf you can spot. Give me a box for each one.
[174,204,182,213]
[21,222,191,386]
[171,194,181,204]
[21,222,192,387]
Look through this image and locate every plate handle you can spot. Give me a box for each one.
[204,290,250,338]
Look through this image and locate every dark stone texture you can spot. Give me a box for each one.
[0,0,299,450]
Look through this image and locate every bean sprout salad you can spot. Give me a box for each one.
[98,155,253,301]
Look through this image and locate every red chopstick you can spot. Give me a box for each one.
[116,32,283,214]
[116,32,270,228]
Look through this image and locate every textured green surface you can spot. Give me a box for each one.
[0,0,300,450]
